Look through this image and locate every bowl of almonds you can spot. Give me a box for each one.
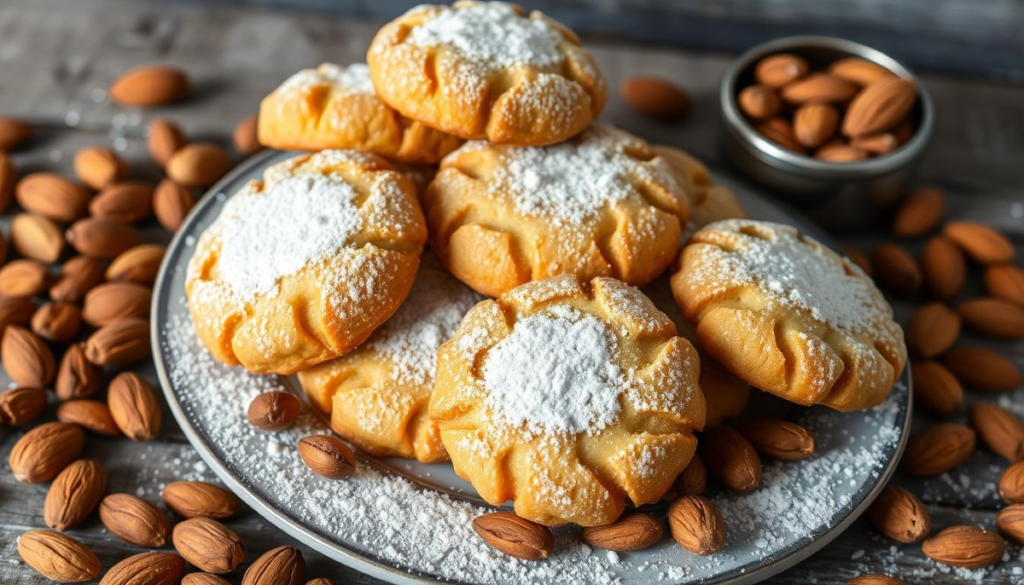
[720,36,934,231]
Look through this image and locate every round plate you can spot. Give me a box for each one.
[153,149,912,585]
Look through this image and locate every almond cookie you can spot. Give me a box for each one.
[258,63,464,164]
[424,124,689,297]
[671,220,906,411]
[652,145,746,231]
[299,255,482,463]
[186,150,427,375]
[430,275,705,526]
[367,1,606,146]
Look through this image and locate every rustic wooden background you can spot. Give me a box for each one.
[1,0,1023,583]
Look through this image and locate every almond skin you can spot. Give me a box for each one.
[922,525,1005,569]
[755,53,808,88]
[8,422,86,483]
[620,77,691,119]
[167,143,231,188]
[241,546,306,585]
[901,422,976,477]
[737,85,780,120]
[32,301,82,343]
[667,495,726,554]
[89,181,154,222]
[99,551,186,585]
[298,435,357,479]
[56,400,121,436]
[0,152,16,212]
[0,386,47,426]
[18,529,101,583]
[11,213,64,263]
[154,179,196,232]
[816,143,868,162]
[910,361,963,417]
[737,418,815,460]
[866,484,931,543]
[781,73,859,105]
[906,302,960,358]
[920,236,966,299]
[108,371,162,441]
[847,575,908,585]
[85,318,151,366]
[107,244,166,285]
[828,57,895,86]
[248,391,302,431]
[843,77,917,137]
[755,117,805,153]
[82,282,153,327]
[51,256,105,303]
[162,481,241,520]
[183,573,232,585]
[943,347,1022,392]
[1001,460,1024,503]
[472,512,554,560]
[0,297,36,336]
[669,453,707,498]
[892,186,943,238]
[580,512,663,551]
[109,65,190,107]
[149,118,188,166]
[66,217,139,259]
[985,265,1024,306]
[793,102,839,148]
[0,116,32,150]
[74,147,127,190]
[0,259,52,298]
[56,343,102,400]
[871,244,921,296]
[234,114,263,155]
[970,402,1024,461]
[850,132,900,155]
[958,297,1024,339]
[996,503,1024,544]
[172,517,247,574]
[944,221,1015,264]
[16,173,90,222]
[44,459,107,531]
[701,426,761,492]
[100,493,172,547]
[2,325,55,387]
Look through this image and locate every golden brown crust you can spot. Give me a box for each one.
[652,145,746,231]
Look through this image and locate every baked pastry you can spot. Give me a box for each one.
[257,63,464,164]
[671,220,906,411]
[367,1,606,146]
[186,150,427,375]
[430,275,705,526]
[298,255,482,462]
[424,124,689,297]
[652,145,746,231]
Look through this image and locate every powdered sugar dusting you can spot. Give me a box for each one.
[279,62,376,96]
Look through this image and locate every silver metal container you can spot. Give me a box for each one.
[720,36,934,233]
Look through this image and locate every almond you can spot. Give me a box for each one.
[842,77,917,137]
[921,525,1005,569]
[958,297,1024,339]
[985,265,1024,306]
[901,422,975,476]
[1000,460,1024,503]
[0,297,35,339]
[847,575,908,585]
[754,117,805,153]
[11,213,63,262]
[700,426,761,492]
[871,244,921,295]
[162,481,241,520]
[74,147,126,190]
[0,152,16,211]
[184,574,232,585]
[996,503,1024,544]
[235,114,263,155]
[906,302,960,358]
[57,400,121,436]
[944,221,1015,264]
[793,103,839,148]
[167,143,231,188]
[66,217,139,259]
[2,325,55,387]
[0,116,32,150]
[108,371,161,441]
[100,493,172,547]
[173,517,246,573]
[16,173,90,222]
[31,301,81,343]
[248,391,302,431]
[737,85,780,120]
[943,347,1021,392]
[99,551,186,585]
[149,118,188,166]
[667,495,726,554]
[472,512,553,560]
[970,402,1024,461]
[669,453,707,498]
[781,73,859,105]
[828,57,896,86]
[8,422,85,483]
[109,65,190,107]
[56,343,102,400]
[755,54,809,88]
[850,132,900,155]
[846,248,873,275]
[866,484,931,543]
[242,546,306,585]
[894,119,915,143]
[305,580,334,585]
[51,256,105,303]
[620,77,691,119]
[89,181,153,222]
[0,259,52,297]
[0,386,47,425]
[44,459,108,531]
[910,361,963,417]
[298,435,357,479]
[920,236,966,299]
[737,418,815,460]
[85,317,151,366]
[154,179,196,231]
[82,282,153,327]
[580,513,663,551]
[108,244,166,285]
[892,186,943,238]
[816,143,868,162]
[18,530,101,583]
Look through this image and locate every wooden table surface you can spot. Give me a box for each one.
[1,0,1022,583]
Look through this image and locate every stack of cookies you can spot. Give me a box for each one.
[184,1,907,536]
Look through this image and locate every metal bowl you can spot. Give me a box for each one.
[720,36,935,233]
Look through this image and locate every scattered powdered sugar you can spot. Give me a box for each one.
[278,62,376,96]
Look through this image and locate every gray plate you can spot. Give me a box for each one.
[153,149,912,585]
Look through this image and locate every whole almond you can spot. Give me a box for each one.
[737,85,780,120]
[108,244,167,285]
[110,65,190,107]
[248,391,302,431]
[149,119,188,166]
[3,325,55,387]
[737,418,815,460]
[892,187,943,238]
[620,77,691,119]
[0,386,47,425]
[667,495,726,555]
[0,259,52,298]
[828,57,895,86]
[83,282,153,327]
[162,481,241,520]
[8,422,85,483]
[242,546,306,585]
[167,143,231,188]
[781,73,859,105]
[793,103,839,148]
[32,301,82,343]
[472,512,554,560]
[920,236,966,299]
[958,297,1024,339]
[99,551,186,585]
[816,143,868,162]
[0,152,15,211]
[85,317,151,366]
[235,114,263,155]
[154,179,196,231]
[16,173,90,222]
[100,493,172,547]
[1000,460,1024,503]
[701,426,761,492]
[944,221,1015,264]
[871,244,921,295]
[850,133,900,155]
[911,361,963,417]
[44,459,108,531]
[173,517,246,574]
[56,343,102,400]
[866,484,931,543]
[921,525,1005,569]
[90,181,153,222]
[902,422,975,477]
[843,77,917,137]
[108,371,161,441]
[943,346,1021,392]
[11,213,63,262]
[997,504,1024,544]
[51,256,105,303]
[66,217,139,259]
[580,513,663,551]
[906,302,960,358]
[0,116,32,150]
[184,575,232,585]
[18,530,101,583]
[847,575,908,585]
[74,147,126,190]
[755,54,809,88]
[57,400,121,436]
[305,580,334,585]
[670,453,707,498]
[0,297,35,336]
[985,265,1024,306]
[298,435,357,479]
[755,117,805,153]
[970,402,1024,461]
